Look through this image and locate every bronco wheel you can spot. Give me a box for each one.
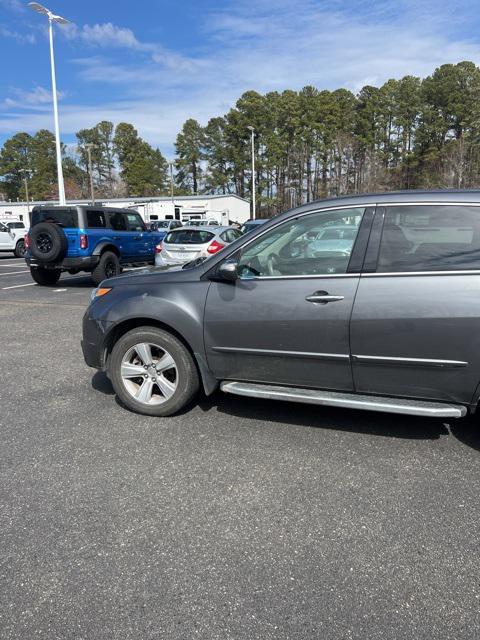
[30,267,61,286]
[14,239,25,258]
[109,327,200,416]
[92,251,121,285]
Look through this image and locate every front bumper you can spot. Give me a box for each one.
[81,309,109,369]
[26,255,100,271]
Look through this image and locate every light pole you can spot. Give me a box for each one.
[247,126,256,219]
[19,169,33,216]
[28,3,69,206]
[84,143,96,205]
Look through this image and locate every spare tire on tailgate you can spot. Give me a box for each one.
[29,222,68,263]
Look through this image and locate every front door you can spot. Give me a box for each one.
[351,203,480,405]
[0,224,12,250]
[204,206,370,390]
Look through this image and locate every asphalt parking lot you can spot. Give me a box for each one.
[1,253,480,640]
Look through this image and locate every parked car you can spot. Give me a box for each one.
[25,205,165,286]
[4,221,27,231]
[0,221,27,257]
[240,219,269,234]
[155,226,242,267]
[83,190,480,419]
[149,220,182,232]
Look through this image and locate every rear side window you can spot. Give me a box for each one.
[108,211,127,231]
[165,230,215,245]
[125,213,145,232]
[31,208,78,228]
[86,210,106,228]
[377,205,480,272]
[221,229,241,243]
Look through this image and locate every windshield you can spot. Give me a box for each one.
[155,221,171,228]
[165,230,215,245]
[31,208,78,228]
[6,222,24,229]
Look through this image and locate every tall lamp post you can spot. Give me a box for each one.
[247,126,256,219]
[19,169,33,217]
[28,3,69,206]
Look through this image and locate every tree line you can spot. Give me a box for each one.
[1,61,480,215]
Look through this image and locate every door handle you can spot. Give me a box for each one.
[305,291,345,304]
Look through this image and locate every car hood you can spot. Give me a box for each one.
[101,263,200,288]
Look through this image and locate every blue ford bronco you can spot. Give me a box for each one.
[25,205,166,286]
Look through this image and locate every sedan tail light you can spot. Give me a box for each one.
[155,243,163,254]
[207,240,225,254]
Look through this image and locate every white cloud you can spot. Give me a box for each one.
[0,0,24,13]
[3,86,67,109]
[62,22,150,51]
[0,24,35,44]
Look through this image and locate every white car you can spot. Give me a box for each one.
[155,226,242,267]
[0,221,27,257]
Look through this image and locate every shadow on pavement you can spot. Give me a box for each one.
[91,370,480,448]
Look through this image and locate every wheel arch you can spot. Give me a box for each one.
[103,317,218,395]
[92,242,120,257]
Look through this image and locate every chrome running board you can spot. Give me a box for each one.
[220,381,467,418]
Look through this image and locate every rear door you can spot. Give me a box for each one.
[351,203,480,405]
[204,206,373,389]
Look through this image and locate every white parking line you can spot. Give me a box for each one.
[0,270,30,276]
[2,282,37,290]
[0,263,28,267]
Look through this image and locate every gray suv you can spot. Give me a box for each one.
[82,190,480,419]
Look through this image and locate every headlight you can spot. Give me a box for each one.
[90,287,112,303]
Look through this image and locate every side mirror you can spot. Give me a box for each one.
[216,260,238,282]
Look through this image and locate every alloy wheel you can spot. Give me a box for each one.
[120,342,178,405]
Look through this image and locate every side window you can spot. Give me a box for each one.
[237,208,364,278]
[86,210,106,228]
[109,212,127,231]
[125,213,146,232]
[377,205,480,272]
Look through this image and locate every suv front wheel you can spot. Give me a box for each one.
[92,251,121,285]
[109,327,200,416]
[30,267,61,286]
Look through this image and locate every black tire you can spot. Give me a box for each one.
[29,222,68,263]
[92,251,121,285]
[14,239,25,258]
[109,327,200,417]
[30,267,61,286]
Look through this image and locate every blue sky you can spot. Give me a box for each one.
[1,0,480,157]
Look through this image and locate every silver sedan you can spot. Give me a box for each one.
[155,226,242,267]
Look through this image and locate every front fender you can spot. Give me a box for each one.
[90,280,217,393]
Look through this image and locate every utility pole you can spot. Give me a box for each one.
[19,169,33,217]
[168,161,175,218]
[168,162,174,202]
[247,126,256,219]
[84,143,96,205]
